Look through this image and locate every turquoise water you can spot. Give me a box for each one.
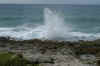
[0,4,100,40]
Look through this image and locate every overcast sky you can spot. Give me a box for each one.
[0,0,100,4]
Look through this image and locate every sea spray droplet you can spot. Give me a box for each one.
[44,8,72,40]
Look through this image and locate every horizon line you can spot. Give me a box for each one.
[0,3,100,5]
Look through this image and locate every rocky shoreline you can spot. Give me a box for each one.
[0,37,100,66]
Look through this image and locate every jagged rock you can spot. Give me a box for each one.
[22,49,83,66]
[0,38,98,66]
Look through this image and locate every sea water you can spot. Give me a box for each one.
[0,4,100,41]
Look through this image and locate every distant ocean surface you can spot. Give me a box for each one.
[0,4,100,41]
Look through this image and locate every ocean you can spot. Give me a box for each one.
[0,4,100,41]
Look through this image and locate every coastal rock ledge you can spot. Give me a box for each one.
[0,37,98,66]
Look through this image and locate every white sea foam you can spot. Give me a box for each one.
[0,8,100,41]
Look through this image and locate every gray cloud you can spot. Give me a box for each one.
[0,0,100,4]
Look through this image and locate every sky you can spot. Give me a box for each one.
[0,0,100,4]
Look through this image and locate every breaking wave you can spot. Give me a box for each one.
[0,8,100,41]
